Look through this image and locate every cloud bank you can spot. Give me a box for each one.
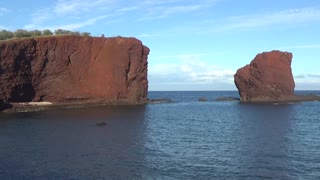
[148,54,236,90]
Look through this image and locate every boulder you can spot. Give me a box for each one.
[0,35,149,105]
[234,50,295,102]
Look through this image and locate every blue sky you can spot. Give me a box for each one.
[1,0,320,90]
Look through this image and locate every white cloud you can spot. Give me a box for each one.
[139,0,218,20]
[167,7,320,35]
[295,74,306,79]
[282,44,320,50]
[50,15,111,30]
[218,8,320,31]
[30,8,53,24]
[295,81,320,90]
[116,6,139,13]
[24,0,120,30]
[138,33,158,38]
[0,25,8,30]
[307,74,320,78]
[23,0,220,31]
[24,8,53,29]
[149,53,235,88]
[0,7,9,15]
[54,0,115,15]
[294,74,320,79]
[294,73,320,90]
[25,15,112,30]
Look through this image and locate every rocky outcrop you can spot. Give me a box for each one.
[0,35,149,106]
[234,50,295,102]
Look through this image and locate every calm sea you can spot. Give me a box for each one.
[0,91,320,179]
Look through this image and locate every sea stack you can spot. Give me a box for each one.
[234,50,295,102]
[0,35,149,105]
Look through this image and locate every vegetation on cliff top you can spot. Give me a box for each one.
[0,29,92,41]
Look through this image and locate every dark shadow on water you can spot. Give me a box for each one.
[236,103,296,179]
[0,105,148,179]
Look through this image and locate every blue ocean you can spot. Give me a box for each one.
[0,91,320,179]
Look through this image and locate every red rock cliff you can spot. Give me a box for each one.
[0,35,149,104]
[234,50,295,102]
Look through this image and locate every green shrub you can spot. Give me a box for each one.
[54,29,72,35]
[42,29,53,36]
[82,32,91,37]
[31,30,42,37]
[0,30,14,40]
[14,29,32,38]
[0,29,97,40]
[70,31,81,36]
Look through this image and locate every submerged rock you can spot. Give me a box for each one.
[234,50,295,102]
[215,97,239,101]
[96,122,107,127]
[0,35,149,109]
[147,98,173,104]
[198,97,208,102]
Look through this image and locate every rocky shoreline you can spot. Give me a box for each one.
[0,101,144,113]
[0,98,175,113]
[3,94,320,113]
[239,94,320,103]
[215,94,320,103]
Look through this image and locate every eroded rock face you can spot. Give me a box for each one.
[234,50,295,102]
[0,35,149,104]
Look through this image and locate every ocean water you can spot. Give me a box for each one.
[0,91,320,179]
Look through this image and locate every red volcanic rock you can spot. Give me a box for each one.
[0,35,149,104]
[234,50,295,102]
